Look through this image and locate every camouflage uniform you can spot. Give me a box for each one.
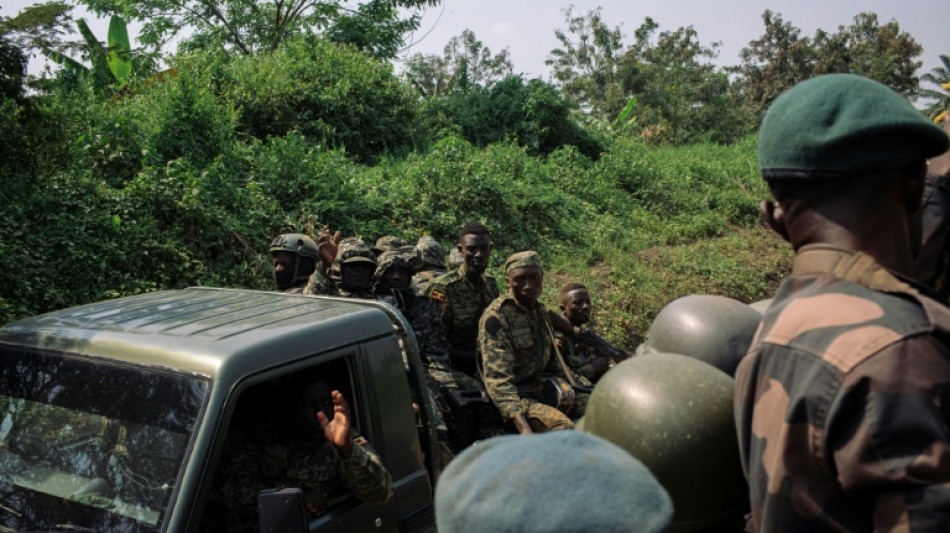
[303,270,335,296]
[413,236,448,295]
[479,293,588,432]
[914,172,950,302]
[553,330,596,385]
[735,245,950,532]
[426,265,500,390]
[221,431,391,532]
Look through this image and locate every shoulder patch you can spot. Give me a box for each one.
[354,435,370,447]
[485,316,501,336]
[430,290,446,302]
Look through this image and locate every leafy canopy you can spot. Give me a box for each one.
[75,0,440,58]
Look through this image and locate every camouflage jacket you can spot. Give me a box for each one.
[413,268,446,295]
[221,432,392,532]
[303,270,336,296]
[386,289,453,377]
[479,293,566,420]
[914,173,950,302]
[426,265,499,352]
[735,244,950,532]
[553,329,596,383]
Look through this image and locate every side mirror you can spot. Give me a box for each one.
[258,487,308,533]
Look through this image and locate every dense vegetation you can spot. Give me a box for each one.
[1,3,945,348]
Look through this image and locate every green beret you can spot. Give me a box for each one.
[505,251,542,274]
[758,74,949,180]
[434,432,673,533]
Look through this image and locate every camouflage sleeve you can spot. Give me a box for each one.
[303,270,334,296]
[340,437,393,506]
[410,298,451,364]
[426,281,453,335]
[831,335,950,531]
[479,308,524,420]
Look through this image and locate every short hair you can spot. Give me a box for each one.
[458,222,491,243]
[559,283,588,302]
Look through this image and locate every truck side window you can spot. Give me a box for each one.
[199,358,360,532]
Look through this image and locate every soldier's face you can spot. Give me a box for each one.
[458,234,492,275]
[381,266,411,291]
[507,266,543,307]
[272,251,297,290]
[342,262,374,291]
[561,289,591,325]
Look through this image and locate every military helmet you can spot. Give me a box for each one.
[268,233,320,261]
[448,247,464,270]
[577,352,747,532]
[640,294,761,377]
[416,236,446,270]
[371,235,409,257]
[376,246,423,278]
[335,237,376,266]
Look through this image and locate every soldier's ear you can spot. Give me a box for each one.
[761,200,790,243]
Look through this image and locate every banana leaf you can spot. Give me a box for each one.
[107,16,132,89]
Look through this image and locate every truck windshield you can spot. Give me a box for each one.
[0,346,209,532]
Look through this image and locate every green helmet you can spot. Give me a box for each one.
[416,236,446,270]
[640,294,761,377]
[268,233,320,260]
[578,353,747,532]
[376,246,423,277]
[371,235,409,257]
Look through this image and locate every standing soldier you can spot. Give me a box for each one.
[735,74,950,531]
[480,251,587,434]
[269,233,320,294]
[426,223,499,390]
[413,236,448,294]
[553,283,611,384]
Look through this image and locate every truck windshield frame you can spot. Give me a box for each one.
[0,344,209,532]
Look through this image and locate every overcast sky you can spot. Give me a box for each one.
[5,0,949,90]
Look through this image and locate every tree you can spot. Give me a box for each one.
[546,7,638,118]
[403,29,513,96]
[920,54,950,121]
[76,0,440,59]
[736,10,922,119]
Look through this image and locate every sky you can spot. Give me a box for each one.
[5,0,949,90]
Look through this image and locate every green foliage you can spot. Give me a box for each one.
[76,0,439,59]
[403,29,514,97]
[736,10,922,119]
[220,37,418,162]
[422,76,604,158]
[920,54,950,120]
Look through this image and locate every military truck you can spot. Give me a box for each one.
[0,288,441,532]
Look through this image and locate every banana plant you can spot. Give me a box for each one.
[44,15,132,92]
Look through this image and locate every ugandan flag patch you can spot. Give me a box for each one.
[430,290,446,302]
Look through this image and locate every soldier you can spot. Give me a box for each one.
[435,431,672,533]
[735,74,950,531]
[426,222,499,389]
[553,283,610,384]
[480,251,588,434]
[269,233,320,293]
[220,377,392,531]
[413,236,448,294]
[914,115,950,301]
[308,237,380,299]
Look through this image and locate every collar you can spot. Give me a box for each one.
[792,244,915,294]
[504,290,542,314]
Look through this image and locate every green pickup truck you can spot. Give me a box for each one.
[0,288,441,532]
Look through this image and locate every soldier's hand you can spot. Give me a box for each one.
[512,413,533,435]
[317,226,342,268]
[931,113,950,178]
[317,390,354,458]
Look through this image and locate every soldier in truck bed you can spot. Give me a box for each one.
[426,222,499,390]
[735,74,950,532]
[552,283,610,385]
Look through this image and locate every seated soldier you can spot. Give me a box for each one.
[479,252,588,434]
[371,235,409,258]
[219,375,392,532]
[413,236,448,294]
[269,233,320,293]
[553,283,610,384]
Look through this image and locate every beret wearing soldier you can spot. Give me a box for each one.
[435,431,672,533]
[758,73,948,180]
